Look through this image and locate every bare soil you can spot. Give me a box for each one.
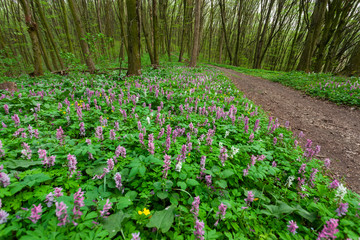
[212,66,360,194]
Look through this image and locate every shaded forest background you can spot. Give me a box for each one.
[0,0,359,77]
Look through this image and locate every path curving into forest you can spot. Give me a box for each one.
[211,65,360,194]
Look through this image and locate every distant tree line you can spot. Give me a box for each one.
[0,0,359,77]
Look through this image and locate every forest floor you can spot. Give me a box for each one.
[211,65,360,194]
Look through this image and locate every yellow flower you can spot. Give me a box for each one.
[143,208,150,216]
[188,153,190,156]
[100,94,102,97]
[63,111,66,114]
[254,198,259,201]
[138,210,143,215]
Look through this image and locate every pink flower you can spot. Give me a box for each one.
[336,202,348,217]
[317,218,339,240]
[191,196,200,219]
[287,220,298,234]
[28,204,42,223]
[131,232,141,240]
[245,191,254,204]
[100,199,112,218]
[72,188,85,225]
[0,172,10,187]
[194,219,205,240]
[67,154,77,178]
[329,179,339,189]
[55,201,69,226]
[114,173,123,192]
[162,154,171,179]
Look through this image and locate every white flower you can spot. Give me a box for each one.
[230,146,239,158]
[198,139,201,145]
[285,176,295,188]
[143,89,147,97]
[135,97,139,102]
[146,117,151,124]
[219,142,223,148]
[335,183,347,200]
[224,131,229,138]
[175,162,182,172]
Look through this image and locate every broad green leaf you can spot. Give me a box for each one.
[146,205,176,233]
[103,211,129,238]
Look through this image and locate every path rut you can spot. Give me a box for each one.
[212,66,360,194]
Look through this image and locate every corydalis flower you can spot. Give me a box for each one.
[114,173,123,193]
[3,104,9,114]
[79,122,85,136]
[162,154,171,179]
[329,179,339,189]
[131,232,141,240]
[214,203,227,227]
[148,134,155,155]
[0,209,9,224]
[194,219,205,240]
[67,154,77,178]
[28,204,42,223]
[21,142,32,160]
[72,188,85,225]
[11,114,20,127]
[219,146,228,166]
[191,196,200,219]
[55,201,69,226]
[336,202,348,217]
[287,220,298,234]
[56,127,64,144]
[0,140,5,157]
[107,158,114,171]
[317,218,339,240]
[245,191,254,205]
[335,183,347,200]
[0,172,10,188]
[109,129,116,140]
[95,126,104,141]
[100,199,112,218]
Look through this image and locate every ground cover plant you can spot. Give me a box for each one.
[0,65,359,239]
[208,63,360,107]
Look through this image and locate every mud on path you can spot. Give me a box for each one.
[212,66,360,194]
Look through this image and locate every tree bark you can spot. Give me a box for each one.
[60,0,74,54]
[189,0,201,67]
[19,0,43,76]
[296,0,328,72]
[126,0,141,76]
[152,0,159,67]
[219,0,232,63]
[341,41,360,76]
[68,0,96,73]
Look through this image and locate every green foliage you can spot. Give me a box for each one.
[0,64,359,239]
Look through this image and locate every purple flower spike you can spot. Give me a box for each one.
[194,219,205,240]
[317,218,339,240]
[29,204,42,223]
[287,220,298,234]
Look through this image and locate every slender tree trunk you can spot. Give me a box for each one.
[233,0,243,66]
[179,0,192,62]
[208,0,213,62]
[126,0,141,76]
[286,7,302,71]
[19,0,43,76]
[152,0,159,67]
[219,0,232,63]
[60,0,74,54]
[189,0,201,67]
[68,0,96,73]
[141,2,155,64]
[296,0,328,72]
[34,0,65,69]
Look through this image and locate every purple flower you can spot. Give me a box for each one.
[245,191,254,204]
[194,219,205,240]
[0,209,9,224]
[100,199,112,218]
[79,122,85,136]
[273,137,277,145]
[11,114,20,127]
[0,172,10,187]
[219,147,228,166]
[45,192,55,207]
[0,140,4,157]
[107,158,114,171]
[139,133,144,145]
[67,154,77,178]
[253,119,260,132]
[162,154,171,179]
[38,149,47,159]
[214,203,227,226]
[148,134,155,155]
[309,168,319,187]
[86,139,91,145]
[54,187,63,197]
[287,220,298,234]
[72,188,85,225]
[3,104,9,114]
[317,218,339,240]
[248,133,254,142]
[272,161,277,167]
[21,142,32,160]
[336,202,348,217]
[114,173,123,192]
[55,201,69,226]
[28,204,42,223]
[95,126,104,141]
[109,129,116,140]
[165,136,171,151]
[190,196,200,219]
[298,164,306,175]
[329,179,339,189]
[131,232,141,240]
[56,127,64,144]
[324,158,331,168]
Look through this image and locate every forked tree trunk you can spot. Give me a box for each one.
[152,0,159,67]
[19,0,43,76]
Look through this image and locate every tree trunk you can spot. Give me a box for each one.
[34,0,65,69]
[208,0,214,62]
[152,0,159,67]
[296,0,328,72]
[233,0,243,66]
[60,0,74,54]
[68,0,96,73]
[19,0,43,76]
[189,0,201,67]
[341,41,360,76]
[219,0,232,63]
[141,2,155,64]
[126,0,141,76]
[178,0,192,62]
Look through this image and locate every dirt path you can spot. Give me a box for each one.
[212,66,360,194]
